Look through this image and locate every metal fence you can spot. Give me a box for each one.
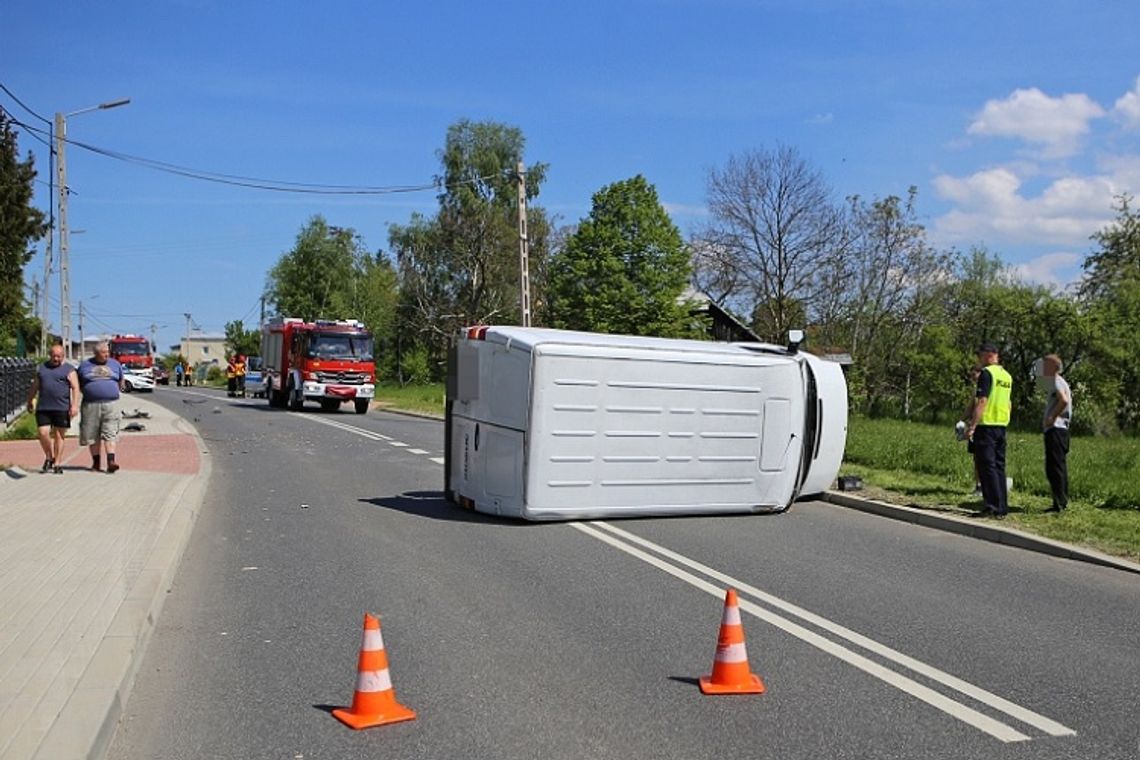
[1,358,35,425]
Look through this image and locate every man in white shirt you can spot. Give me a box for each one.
[1040,354,1072,513]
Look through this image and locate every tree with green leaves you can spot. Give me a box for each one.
[265,216,359,322]
[224,320,261,357]
[389,119,550,378]
[547,175,701,337]
[1079,194,1140,432]
[0,110,48,354]
[265,215,399,367]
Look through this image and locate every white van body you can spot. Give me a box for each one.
[445,327,848,521]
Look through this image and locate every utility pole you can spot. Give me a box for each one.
[78,299,85,356]
[42,119,55,356]
[516,161,531,328]
[259,294,266,327]
[55,98,131,361]
[183,312,192,361]
[32,278,42,354]
[150,323,157,356]
[55,112,70,359]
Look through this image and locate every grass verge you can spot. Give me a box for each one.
[373,382,445,417]
[1,412,38,441]
[843,416,1140,561]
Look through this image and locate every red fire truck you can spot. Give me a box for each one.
[261,317,376,414]
[110,335,153,371]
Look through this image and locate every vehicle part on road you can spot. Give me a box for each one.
[332,613,417,730]
[444,326,848,520]
[699,589,766,695]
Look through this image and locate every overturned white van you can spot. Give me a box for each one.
[444,326,848,521]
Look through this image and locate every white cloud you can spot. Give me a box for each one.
[968,87,1105,158]
[806,112,834,125]
[1112,76,1140,129]
[931,166,1118,247]
[1011,251,1083,288]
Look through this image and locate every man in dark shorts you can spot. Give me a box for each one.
[25,343,80,473]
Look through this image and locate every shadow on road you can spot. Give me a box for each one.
[360,491,524,525]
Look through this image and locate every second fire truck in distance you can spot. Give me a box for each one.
[110,334,153,372]
[261,317,376,414]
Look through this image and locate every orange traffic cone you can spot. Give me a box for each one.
[699,589,766,695]
[332,613,417,729]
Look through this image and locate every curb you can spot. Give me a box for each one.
[822,490,1140,576]
[30,401,213,760]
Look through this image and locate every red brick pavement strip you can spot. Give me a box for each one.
[0,433,200,475]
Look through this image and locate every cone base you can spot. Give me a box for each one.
[332,703,417,729]
[699,673,766,695]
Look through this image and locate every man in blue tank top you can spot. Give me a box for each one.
[78,342,125,473]
[25,343,80,473]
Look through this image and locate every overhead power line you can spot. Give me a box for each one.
[10,115,506,196]
[0,81,51,123]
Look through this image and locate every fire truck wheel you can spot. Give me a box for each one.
[354,399,369,415]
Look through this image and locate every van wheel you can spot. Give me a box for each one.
[354,399,369,415]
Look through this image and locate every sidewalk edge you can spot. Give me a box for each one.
[31,425,213,760]
[822,490,1140,576]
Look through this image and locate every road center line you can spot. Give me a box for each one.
[587,521,1074,738]
[572,521,1042,743]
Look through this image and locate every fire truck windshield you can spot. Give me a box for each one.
[111,342,148,356]
[306,333,373,361]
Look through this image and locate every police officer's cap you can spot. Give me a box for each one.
[976,341,999,354]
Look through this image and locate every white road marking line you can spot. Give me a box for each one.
[590,521,1076,739]
[408,448,429,455]
[430,457,445,465]
[570,522,1036,743]
[389,441,408,447]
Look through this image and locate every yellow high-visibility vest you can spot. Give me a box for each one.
[981,364,1012,426]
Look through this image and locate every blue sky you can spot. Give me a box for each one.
[4,0,1139,353]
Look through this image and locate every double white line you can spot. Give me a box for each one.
[571,521,1076,744]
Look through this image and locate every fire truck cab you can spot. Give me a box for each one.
[261,317,376,414]
[110,335,154,376]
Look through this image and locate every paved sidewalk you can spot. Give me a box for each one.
[0,395,210,760]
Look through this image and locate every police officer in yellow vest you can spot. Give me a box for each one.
[967,342,1013,517]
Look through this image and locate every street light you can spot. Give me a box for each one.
[56,97,130,360]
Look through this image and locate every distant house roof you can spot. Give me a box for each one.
[681,288,763,343]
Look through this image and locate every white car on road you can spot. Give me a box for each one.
[122,368,156,393]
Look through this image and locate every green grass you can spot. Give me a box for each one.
[844,416,1140,561]
[373,382,446,417]
[1,412,38,441]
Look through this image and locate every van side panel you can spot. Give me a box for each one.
[525,349,803,519]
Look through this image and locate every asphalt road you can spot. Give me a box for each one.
[108,387,1140,760]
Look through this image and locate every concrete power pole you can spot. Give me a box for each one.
[516,161,531,328]
[55,113,71,360]
[32,279,41,354]
[150,323,158,356]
